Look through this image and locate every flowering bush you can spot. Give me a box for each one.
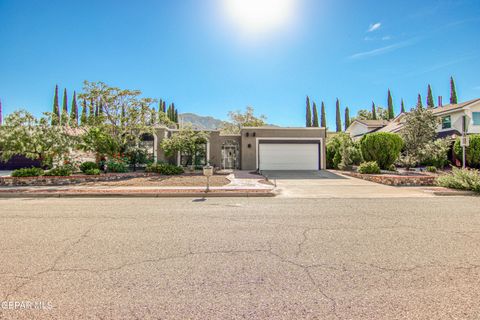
[437,168,480,192]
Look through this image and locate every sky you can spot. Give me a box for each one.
[1,0,479,128]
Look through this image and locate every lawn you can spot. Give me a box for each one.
[79,174,231,187]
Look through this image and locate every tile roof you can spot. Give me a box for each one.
[431,98,480,115]
[353,119,390,127]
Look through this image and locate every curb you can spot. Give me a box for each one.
[0,191,276,198]
[428,190,479,197]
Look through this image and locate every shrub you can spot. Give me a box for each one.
[11,167,44,177]
[358,161,381,174]
[454,134,480,168]
[326,133,362,169]
[85,168,101,175]
[146,163,184,175]
[426,166,437,173]
[44,165,73,176]
[80,161,98,173]
[360,132,403,169]
[106,160,128,173]
[419,139,451,168]
[437,168,480,192]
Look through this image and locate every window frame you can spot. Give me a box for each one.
[472,112,480,126]
[441,115,452,129]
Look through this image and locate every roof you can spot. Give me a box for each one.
[431,98,480,115]
[351,119,390,127]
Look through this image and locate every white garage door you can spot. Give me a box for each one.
[259,143,319,170]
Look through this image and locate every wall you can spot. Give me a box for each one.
[240,127,327,171]
[347,122,368,139]
[436,103,480,135]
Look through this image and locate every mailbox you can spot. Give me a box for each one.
[203,165,213,177]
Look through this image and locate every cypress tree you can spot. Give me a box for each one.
[312,102,319,127]
[94,100,99,117]
[171,103,176,121]
[344,107,351,131]
[335,99,342,132]
[167,104,172,121]
[0,99,2,126]
[98,101,104,117]
[158,99,164,113]
[450,76,458,104]
[387,89,394,119]
[416,94,423,109]
[162,101,166,113]
[80,100,87,125]
[70,91,78,126]
[427,85,434,108]
[62,89,68,123]
[372,102,377,120]
[401,99,406,114]
[88,99,95,124]
[306,96,312,127]
[174,109,179,123]
[320,101,326,128]
[52,85,60,125]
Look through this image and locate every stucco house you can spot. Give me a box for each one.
[345,119,390,140]
[153,127,327,171]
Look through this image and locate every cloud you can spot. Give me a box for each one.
[368,22,381,32]
[348,39,416,60]
[381,35,391,41]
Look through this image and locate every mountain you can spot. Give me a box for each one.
[179,113,227,130]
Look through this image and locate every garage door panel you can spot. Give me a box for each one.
[259,143,319,170]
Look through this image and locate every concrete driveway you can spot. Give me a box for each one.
[0,171,12,177]
[262,170,433,198]
[0,197,479,319]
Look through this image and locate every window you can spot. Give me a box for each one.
[473,112,480,126]
[442,116,452,129]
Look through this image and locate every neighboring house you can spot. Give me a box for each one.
[346,119,389,140]
[347,98,480,140]
[154,127,327,171]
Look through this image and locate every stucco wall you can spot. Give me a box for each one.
[240,127,327,171]
[436,104,480,134]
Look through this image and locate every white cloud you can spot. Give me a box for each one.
[368,22,381,32]
[348,39,416,60]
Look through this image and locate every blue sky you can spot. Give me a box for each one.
[1,0,479,128]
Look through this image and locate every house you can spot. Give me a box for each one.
[346,119,390,140]
[154,127,327,171]
[347,98,480,140]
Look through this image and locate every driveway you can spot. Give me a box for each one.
[0,171,12,177]
[262,170,434,198]
[0,197,479,319]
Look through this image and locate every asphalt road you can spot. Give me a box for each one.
[1,197,480,319]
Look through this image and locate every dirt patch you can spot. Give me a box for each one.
[78,174,230,187]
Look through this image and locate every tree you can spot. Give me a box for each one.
[221,106,267,134]
[0,110,79,167]
[88,99,95,125]
[400,106,439,168]
[70,91,78,126]
[387,90,395,119]
[416,94,423,109]
[357,105,389,121]
[174,109,179,124]
[160,126,209,167]
[320,101,326,128]
[335,99,341,132]
[401,99,406,114]
[372,102,377,120]
[427,85,435,108]
[306,96,312,127]
[360,132,403,169]
[150,108,157,126]
[312,102,319,127]
[52,85,60,125]
[344,107,351,131]
[450,76,458,104]
[80,99,88,125]
[326,133,362,169]
[62,88,68,125]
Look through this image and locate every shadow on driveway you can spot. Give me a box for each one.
[260,170,347,180]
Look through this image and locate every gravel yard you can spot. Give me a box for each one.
[78,174,231,187]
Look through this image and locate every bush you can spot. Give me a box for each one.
[426,166,437,173]
[358,161,381,174]
[11,167,44,177]
[85,168,101,175]
[326,133,362,169]
[437,168,480,192]
[146,163,184,175]
[420,139,451,168]
[454,134,480,168]
[79,161,98,173]
[44,165,73,176]
[106,160,128,173]
[360,132,403,170]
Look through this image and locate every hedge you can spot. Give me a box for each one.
[360,132,403,170]
[454,134,480,168]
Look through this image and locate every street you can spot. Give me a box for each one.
[1,197,480,319]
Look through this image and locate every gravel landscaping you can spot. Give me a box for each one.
[78,174,231,187]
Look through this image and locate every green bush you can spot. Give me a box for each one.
[106,160,128,173]
[85,168,101,175]
[146,163,184,175]
[80,161,98,173]
[44,165,73,176]
[360,132,403,169]
[11,167,44,177]
[358,161,381,174]
[454,134,480,168]
[419,139,451,168]
[426,166,437,173]
[437,168,480,192]
[326,133,362,169]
